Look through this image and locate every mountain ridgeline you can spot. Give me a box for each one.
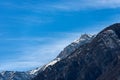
[0,23,120,80]
[33,23,120,80]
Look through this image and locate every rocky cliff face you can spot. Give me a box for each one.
[33,23,120,80]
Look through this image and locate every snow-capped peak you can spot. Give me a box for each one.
[57,34,95,59]
[73,34,93,43]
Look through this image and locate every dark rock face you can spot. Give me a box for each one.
[33,23,120,80]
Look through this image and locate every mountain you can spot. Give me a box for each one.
[57,34,95,59]
[0,71,32,80]
[28,33,95,77]
[0,34,94,80]
[1,23,120,80]
[32,23,120,80]
[33,34,95,73]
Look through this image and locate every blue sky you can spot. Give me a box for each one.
[0,0,120,71]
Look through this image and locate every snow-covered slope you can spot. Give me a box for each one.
[29,67,42,76]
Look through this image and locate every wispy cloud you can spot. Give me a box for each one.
[0,32,83,71]
[0,37,52,41]
[48,0,120,11]
[1,0,120,12]
[0,62,41,71]
[1,0,120,27]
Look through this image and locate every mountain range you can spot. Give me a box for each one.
[0,23,120,80]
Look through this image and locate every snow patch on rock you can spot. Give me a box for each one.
[42,58,60,71]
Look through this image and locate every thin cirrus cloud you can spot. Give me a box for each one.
[1,0,120,12]
[0,39,64,71]
[0,32,82,71]
[0,37,49,41]
[1,15,53,27]
[49,0,120,11]
[1,0,120,27]
[25,0,120,11]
